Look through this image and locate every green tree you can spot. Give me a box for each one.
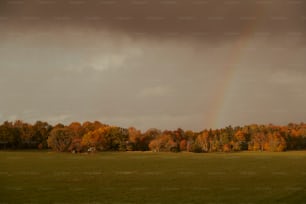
[32,121,52,149]
[0,121,20,149]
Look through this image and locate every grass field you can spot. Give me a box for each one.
[0,151,306,204]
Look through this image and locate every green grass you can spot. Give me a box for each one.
[0,151,306,204]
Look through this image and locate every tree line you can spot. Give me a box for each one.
[0,120,305,152]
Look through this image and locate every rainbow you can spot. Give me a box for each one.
[208,7,264,129]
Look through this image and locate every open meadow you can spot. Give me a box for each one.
[1,151,306,204]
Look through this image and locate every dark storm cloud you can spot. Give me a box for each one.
[1,0,306,40]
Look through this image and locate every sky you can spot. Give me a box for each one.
[0,0,306,131]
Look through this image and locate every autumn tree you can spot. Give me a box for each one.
[81,127,108,151]
[47,127,74,152]
[82,121,107,134]
[266,132,287,152]
[0,120,304,152]
[127,127,142,151]
[81,126,128,151]
[180,139,187,151]
[142,128,162,151]
[67,122,85,152]
[68,122,84,138]
[220,131,232,152]
[249,132,267,151]
[233,130,247,151]
[184,130,196,152]
[195,131,210,152]
[149,132,178,152]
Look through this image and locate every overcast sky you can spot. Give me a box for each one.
[0,0,305,131]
